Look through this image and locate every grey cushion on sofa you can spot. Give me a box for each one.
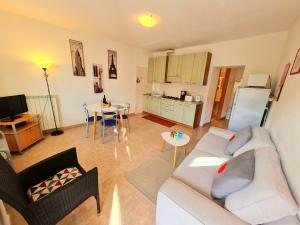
[224,127,252,155]
[211,150,255,199]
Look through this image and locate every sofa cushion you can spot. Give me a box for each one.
[224,127,252,155]
[225,148,298,224]
[174,150,227,199]
[211,150,255,199]
[193,132,231,159]
[27,167,82,202]
[233,127,275,157]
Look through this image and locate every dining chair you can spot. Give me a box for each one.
[100,110,119,143]
[83,104,102,137]
[113,103,130,133]
[0,131,12,164]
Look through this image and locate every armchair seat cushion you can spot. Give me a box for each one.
[27,167,82,202]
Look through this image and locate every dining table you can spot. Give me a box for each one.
[86,102,128,140]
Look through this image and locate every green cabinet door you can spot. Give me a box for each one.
[180,54,195,84]
[167,55,182,83]
[147,58,155,82]
[154,56,167,83]
[173,102,184,123]
[182,103,196,126]
[152,97,161,115]
[191,52,210,85]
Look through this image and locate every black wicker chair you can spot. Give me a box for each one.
[0,147,100,225]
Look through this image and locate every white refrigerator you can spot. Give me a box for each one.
[228,87,271,131]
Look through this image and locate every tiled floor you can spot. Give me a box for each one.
[6,114,227,225]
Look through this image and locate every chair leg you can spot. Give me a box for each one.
[102,123,105,144]
[95,194,101,214]
[86,122,89,138]
[127,118,130,134]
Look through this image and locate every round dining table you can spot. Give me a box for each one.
[86,103,128,140]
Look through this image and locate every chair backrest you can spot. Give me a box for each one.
[124,103,130,116]
[83,103,89,119]
[101,110,118,126]
[0,156,28,212]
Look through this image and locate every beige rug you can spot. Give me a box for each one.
[125,149,185,203]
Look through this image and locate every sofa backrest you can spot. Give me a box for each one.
[265,77,300,218]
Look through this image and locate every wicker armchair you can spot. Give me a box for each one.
[0,147,100,225]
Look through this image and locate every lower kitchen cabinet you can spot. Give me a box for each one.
[143,95,202,128]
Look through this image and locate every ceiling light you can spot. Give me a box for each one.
[138,14,159,28]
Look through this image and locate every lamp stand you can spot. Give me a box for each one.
[43,68,64,136]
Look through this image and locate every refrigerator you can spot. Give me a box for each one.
[228,87,271,131]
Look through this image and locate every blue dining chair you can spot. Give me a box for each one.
[100,110,119,143]
[83,104,102,137]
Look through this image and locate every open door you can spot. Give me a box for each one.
[212,68,231,120]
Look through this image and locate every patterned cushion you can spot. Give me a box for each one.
[27,167,82,202]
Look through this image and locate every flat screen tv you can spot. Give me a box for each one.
[0,94,28,120]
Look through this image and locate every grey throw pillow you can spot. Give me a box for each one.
[211,150,255,199]
[224,127,252,155]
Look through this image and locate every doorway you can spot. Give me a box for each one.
[212,68,231,121]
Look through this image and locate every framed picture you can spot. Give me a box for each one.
[290,49,300,75]
[93,64,104,93]
[69,39,86,76]
[108,50,117,79]
[274,62,290,101]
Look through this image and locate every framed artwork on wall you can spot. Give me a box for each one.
[290,49,300,75]
[274,62,290,101]
[93,64,104,93]
[108,50,117,79]
[69,39,86,76]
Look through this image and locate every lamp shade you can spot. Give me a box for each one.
[138,14,159,27]
[34,56,52,69]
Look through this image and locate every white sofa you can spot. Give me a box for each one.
[156,127,300,225]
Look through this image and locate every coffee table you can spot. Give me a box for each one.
[161,132,190,168]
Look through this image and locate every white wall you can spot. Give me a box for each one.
[0,11,151,126]
[153,32,288,125]
[265,16,300,209]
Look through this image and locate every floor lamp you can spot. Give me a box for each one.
[41,67,64,136]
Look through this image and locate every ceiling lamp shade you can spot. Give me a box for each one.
[138,14,159,28]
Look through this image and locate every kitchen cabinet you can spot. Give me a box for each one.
[166,55,182,83]
[191,52,211,85]
[173,101,184,123]
[147,56,167,83]
[182,103,197,126]
[165,52,211,85]
[180,54,195,84]
[143,95,203,128]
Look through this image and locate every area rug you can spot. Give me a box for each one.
[142,115,176,127]
[125,149,185,203]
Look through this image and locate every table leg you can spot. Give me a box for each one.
[184,146,188,156]
[160,141,166,151]
[93,112,97,140]
[173,146,177,169]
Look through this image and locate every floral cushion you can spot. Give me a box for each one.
[27,167,82,202]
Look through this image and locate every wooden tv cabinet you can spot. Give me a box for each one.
[0,114,43,153]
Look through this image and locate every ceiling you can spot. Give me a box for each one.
[1,0,300,51]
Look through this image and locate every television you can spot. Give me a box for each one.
[0,94,28,120]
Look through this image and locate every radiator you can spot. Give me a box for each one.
[26,95,61,131]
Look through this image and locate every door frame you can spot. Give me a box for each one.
[213,68,231,120]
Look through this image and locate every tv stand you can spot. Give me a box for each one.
[0,114,43,153]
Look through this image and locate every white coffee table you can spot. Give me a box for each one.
[161,132,190,168]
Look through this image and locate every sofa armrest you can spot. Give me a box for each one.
[156,178,248,225]
[18,147,80,191]
[208,127,235,140]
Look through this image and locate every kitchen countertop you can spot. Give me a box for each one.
[143,94,203,105]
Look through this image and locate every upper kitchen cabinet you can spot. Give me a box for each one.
[191,52,212,85]
[180,54,195,84]
[166,55,182,83]
[147,56,167,83]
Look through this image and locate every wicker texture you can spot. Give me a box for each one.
[0,147,100,225]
